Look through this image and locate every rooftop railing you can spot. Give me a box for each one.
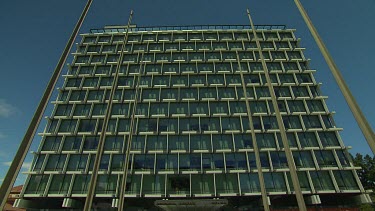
[90,24,286,34]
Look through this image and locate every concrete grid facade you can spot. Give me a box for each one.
[18,25,367,210]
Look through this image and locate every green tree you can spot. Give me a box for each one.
[352,153,375,211]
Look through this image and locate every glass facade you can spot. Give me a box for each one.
[20,25,365,209]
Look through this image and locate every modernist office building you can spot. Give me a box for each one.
[15,24,369,210]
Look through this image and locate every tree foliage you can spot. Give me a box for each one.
[352,153,375,191]
[351,153,375,211]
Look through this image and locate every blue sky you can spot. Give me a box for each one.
[0,0,374,186]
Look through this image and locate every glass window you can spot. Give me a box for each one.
[200,117,220,132]
[319,132,340,147]
[104,136,124,151]
[298,132,319,147]
[255,87,270,98]
[221,117,241,131]
[83,36,96,43]
[306,100,325,112]
[199,88,217,100]
[126,174,142,194]
[315,150,337,167]
[293,151,315,168]
[163,63,179,74]
[334,171,358,190]
[276,132,298,148]
[181,43,195,51]
[212,134,233,151]
[210,102,228,115]
[283,116,302,129]
[45,154,67,171]
[136,103,149,116]
[216,174,239,194]
[219,32,233,40]
[72,174,91,194]
[87,90,104,101]
[270,152,288,169]
[170,102,188,115]
[336,150,350,167]
[133,154,154,170]
[91,55,105,63]
[167,175,189,194]
[67,154,88,171]
[191,174,214,194]
[42,136,62,151]
[59,119,77,133]
[303,115,321,129]
[287,172,311,192]
[131,135,145,151]
[191,135,211,151]
[247,153,256,169]
[49,174,72,194]
[145,64,161,74]
[55,104,73,116]
[66,78,82,88]
[149,103,168,117]
[32,155,46,171]
[62,136,82,151]
[137,119,157,132]
[234,134,252,149]
[292,86,309,97]
[102,45,116,53]
[322,115,334,128]
[83,136,99,150]
[256,133,276,148]
[197,42,211,50]
[159,118,178,132]
[266,109,279,124]
[165,43,179,51]
[250,101,267,113]
[215,62,232,72]
[260,152,270,168]
[179,118,199,132]
[147,135,167,151]
[142,89,159,101]
[158,33,171,41]
[169,135,188,151]
[190,102,208,115]
[25,175,49,194]
[240,173,260,193]
[264,172,286,192]
[75,55,90,64]
[111,154,125,171]
[181,88,198,100]
[78,119,97,133]
[274,87,291,98]
[310,171,334,191]
[70,90,87,101]
[229,101,246,114]
[83,77,99,87]
[252,116,262,130]
[288,100,306,112]
[96,175,117,194]
[219,88,235,99]
[225,153,247,170]
[142,175,165,194]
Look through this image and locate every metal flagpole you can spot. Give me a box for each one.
[0,0,93,209]
[235,51,270,211]
[246,8,307,211]
[293,0,375,154]
[83,10,134,211]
